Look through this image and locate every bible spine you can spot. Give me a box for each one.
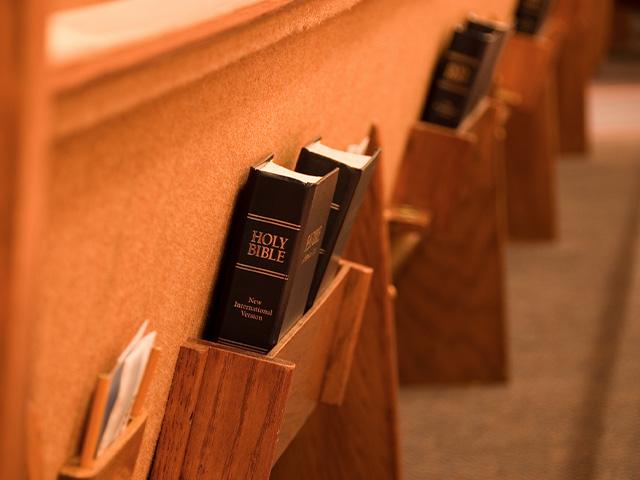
[515,0,551,34]
[296,148,378,309]
[208,160,337,352]
[421,28,494,128]
[463,18,510,117]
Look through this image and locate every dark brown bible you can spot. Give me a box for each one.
[421,26,495,128]
[515,0,552,35]
[205,156,338,353]
[463,15,511,116]
[295,141,379,309]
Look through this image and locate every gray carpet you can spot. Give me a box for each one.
[399,61,640,480]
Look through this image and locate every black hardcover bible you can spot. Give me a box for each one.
[421,26,495,128]
[295,141,379,309]
[206,156,338,353]
[515,0,552,35]
[463,15,511,116]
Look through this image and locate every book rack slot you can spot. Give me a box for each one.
[498,30,561,240]
[58,413,147,480]
[391,99,508,383]
[272,126,401,480]
[151,261,372,480]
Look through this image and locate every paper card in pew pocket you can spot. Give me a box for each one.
[96,331,156,456]
[118,320,149,362]
[114,331,156,438]
[96,320,148,452]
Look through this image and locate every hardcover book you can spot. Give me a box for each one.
[515,0,552,35]
[421,26,496,128]
[463,15,511,116]
[295,141,379,309]
[206,156,338,353]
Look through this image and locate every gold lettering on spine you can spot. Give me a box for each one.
[247,229,289,263]
[443,62,471,83]
[301,225,324,264]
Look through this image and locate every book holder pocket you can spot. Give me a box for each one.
[58,413,147,480]
[273,127,401,480]
[390,98,509,384]
[498,29,561,240]
[150,260,371,480]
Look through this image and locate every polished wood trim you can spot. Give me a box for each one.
[49,0,295,90]
[498,23,563,239]
[151,262,372,479]
[48,0,365,92]
[50,0,115,12]
[59,414,148,480]
[0,1,49,478]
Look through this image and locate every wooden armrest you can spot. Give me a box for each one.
[494,88,522,108]
[386,205,431,277]
[385,205,432,232]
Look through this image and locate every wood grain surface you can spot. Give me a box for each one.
[392,101,509,383]
[586,0,613,74]
[151,342,294,480]
[182,347,293,480]
[550,0,605,154]
[270,262,371,460]
[272,128,402,480]
[499,33,554,111]
[149,343,208,480]
[151,262,371,479]
[319,263,372,405]
[0,1,48,479]
[59,414,147,480]
[392,122,476,231]
[499,31,560,240]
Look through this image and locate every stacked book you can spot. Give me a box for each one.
[514,0,553,35]
[205,139,379,353]
[421,15,511,129]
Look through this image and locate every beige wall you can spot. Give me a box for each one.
[33,0,515,478]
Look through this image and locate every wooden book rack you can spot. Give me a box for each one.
[150,261,372,480]
[550,0,598,154]
[59,414,147,480]
[272,126,401,480]
[390,99,508,383]
[498,29,561,240]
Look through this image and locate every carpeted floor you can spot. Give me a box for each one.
[399,59,640,480]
